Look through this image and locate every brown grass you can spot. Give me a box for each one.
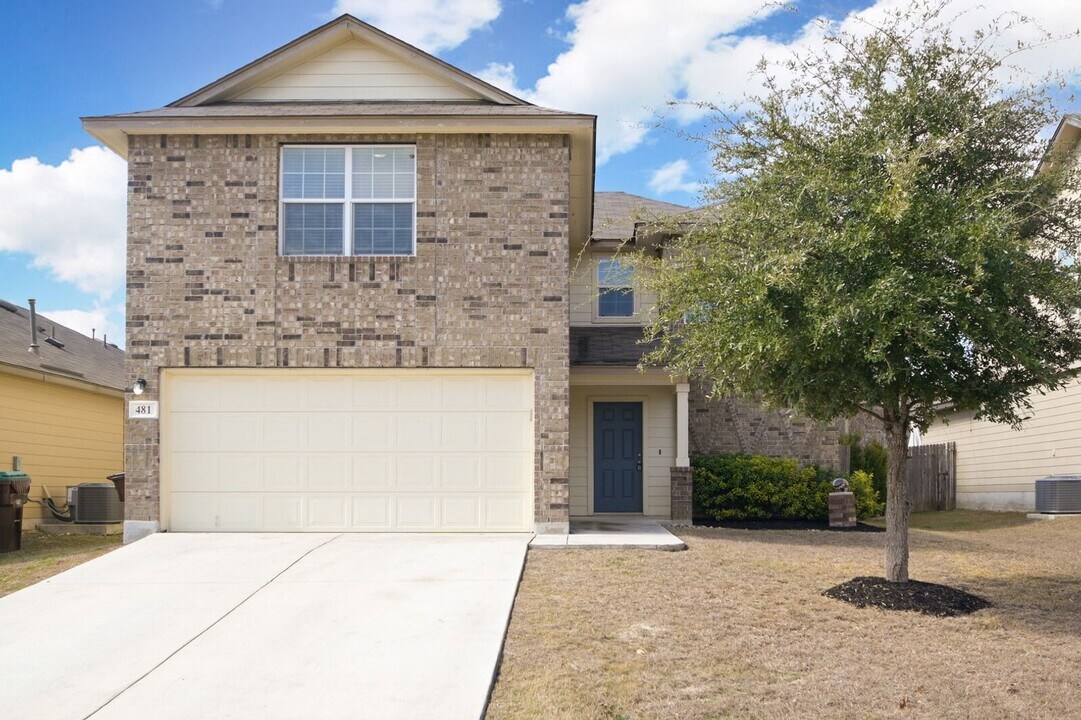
[487,512,1081,720]
[0,531,121,597]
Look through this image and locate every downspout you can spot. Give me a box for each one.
[28,299,40,355]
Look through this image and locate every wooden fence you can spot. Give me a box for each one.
[906,442,956,511]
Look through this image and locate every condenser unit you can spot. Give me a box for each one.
[67,483,123,524]
[1035,476,1081,514]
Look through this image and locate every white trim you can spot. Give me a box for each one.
[675,382,690,466]
[278,143,417,258]
[586,396,648,516]
[591,251,639,324]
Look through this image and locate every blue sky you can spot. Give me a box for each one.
[1,0,1077,344]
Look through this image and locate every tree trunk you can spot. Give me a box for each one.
[884,420,911,583]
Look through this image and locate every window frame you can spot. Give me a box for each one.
[593,253,637,322]
[278,143,417,258]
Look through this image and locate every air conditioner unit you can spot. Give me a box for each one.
[67,483,124,524]
[1035,476,1081,514]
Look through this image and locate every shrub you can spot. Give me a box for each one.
[848,470,885,518]
[843,432,889,501]
[691,453,882,521]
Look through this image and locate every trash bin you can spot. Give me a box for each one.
[0,471,31,552]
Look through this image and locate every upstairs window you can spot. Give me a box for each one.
[597,257,635,318]
[280,145,416,256]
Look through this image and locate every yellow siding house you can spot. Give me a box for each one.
[0,300,125,526]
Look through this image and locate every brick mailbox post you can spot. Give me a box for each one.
[828,491,857,528]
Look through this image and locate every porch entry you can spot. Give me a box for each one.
[593,402,643,513]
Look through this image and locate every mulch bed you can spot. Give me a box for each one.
[824,576,992,617]
[693,518,884,533]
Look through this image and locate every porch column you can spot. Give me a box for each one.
[675,382,690,466]
[671,382,693,524]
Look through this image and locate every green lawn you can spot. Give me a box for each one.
[0,532,122,597]
[864,509,1035,532]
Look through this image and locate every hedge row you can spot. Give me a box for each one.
[691,453,884,522]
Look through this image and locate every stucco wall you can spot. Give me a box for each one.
[124,132,571,530]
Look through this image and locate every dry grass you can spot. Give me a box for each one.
[487,512,1081,720]
[0,531,121,597]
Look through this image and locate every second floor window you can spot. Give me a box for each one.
[280,145,416,257]
[597,257,634,317]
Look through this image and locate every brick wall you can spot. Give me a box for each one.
[688,382,886,470]
[124,132,571,530]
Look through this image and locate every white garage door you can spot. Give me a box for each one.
[162,370,534,532]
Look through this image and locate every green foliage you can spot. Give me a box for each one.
[849,470,885,519]
[636,2,1081,438]
[692,453,882,521]
[843,432,889,501]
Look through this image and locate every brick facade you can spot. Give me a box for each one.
[688,383,886,470]
[124,132,571,531]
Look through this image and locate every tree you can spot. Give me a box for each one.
[637,1,1081,582]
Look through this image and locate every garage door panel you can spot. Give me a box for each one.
[485,455,531,491]
[350,496,391,529]
[442,456,482,490]
[442,497,481,529]
[352,414,391,450]
[306,455,350,491]
[219,454,265,491]
[307,496,347,529]
[264,415,306,451]
[396,496,436,528]
[351,455,392,490]
[220,415,262,452]
[264,495,305,529]
[168,453,215,492]
[165,371,533,532]
[307,378,351,408]
[307,414,351,451]
[396,455,436,489]
[265,455,303,490]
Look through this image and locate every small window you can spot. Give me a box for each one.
[597,257,634,318]
[280,145,415,256]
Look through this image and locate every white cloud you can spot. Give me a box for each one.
[648,158,700,195]
[0,146,127,298]
[37,304,122,346]
[332,0,501,52]
[483,0,1081,164]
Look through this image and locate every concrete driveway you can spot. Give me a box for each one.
[2,532,529,720]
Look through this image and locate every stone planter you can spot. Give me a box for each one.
[828,491,857,528]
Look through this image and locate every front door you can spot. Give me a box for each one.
[593,402,643,513]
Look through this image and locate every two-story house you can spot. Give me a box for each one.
[84,15,864,541]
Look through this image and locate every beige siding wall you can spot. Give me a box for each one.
[0,371,124,524]
[235,40,478,102]
[922,378,1081,510]
[569,384,675,518]
[569,251,656,327]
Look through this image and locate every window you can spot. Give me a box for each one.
[280,145,416,256]
[597,257,634,318]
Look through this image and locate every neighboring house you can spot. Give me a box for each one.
[0,300,125,526]
[83,15,865,540]
[920,115,1081,512]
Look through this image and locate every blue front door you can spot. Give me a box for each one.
[593,402,643,513]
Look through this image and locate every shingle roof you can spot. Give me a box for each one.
[0,301,125,391]
[592,191,690,240]
[85,101,591,121]
[570,326,660,366]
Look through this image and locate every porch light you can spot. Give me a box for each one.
[132,379,147,396]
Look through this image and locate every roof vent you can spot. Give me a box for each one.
[44,337,65,350]
[0,300,17,313]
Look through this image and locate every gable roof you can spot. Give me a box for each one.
[0,300,125,392]
[172,15,525,107]
[592,191,690,240]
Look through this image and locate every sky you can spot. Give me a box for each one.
[2,0,1080,345]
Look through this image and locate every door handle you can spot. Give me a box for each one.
[636,453,642,472]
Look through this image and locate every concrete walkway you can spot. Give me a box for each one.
[530,516,687,550]
[1,532,529,720]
